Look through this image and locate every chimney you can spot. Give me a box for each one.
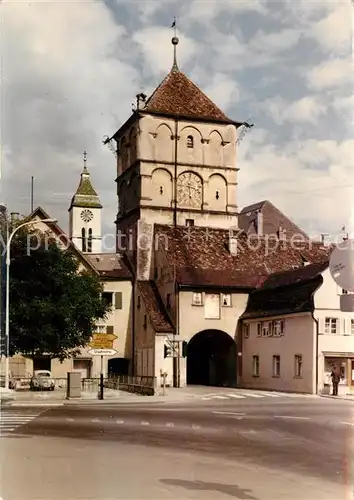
[256,210,263,236]
[10,212,20,225]
[228,230,238,256]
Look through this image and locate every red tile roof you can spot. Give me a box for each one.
[239,200,308,240]
[142,69,233,123]
[260,261,328,290]
[86,253,132,279]
[138,281,174,333]
[154,224,331,289]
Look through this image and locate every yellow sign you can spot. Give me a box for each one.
[88,333,118,350]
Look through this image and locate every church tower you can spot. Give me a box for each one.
[108,33,249,278]
[68,151,102,253]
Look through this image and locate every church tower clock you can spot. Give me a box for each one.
[68,151,102,253]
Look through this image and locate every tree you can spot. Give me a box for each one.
[8,227,109,361]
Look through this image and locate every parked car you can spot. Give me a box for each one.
[9,373,31,391]
[30,370,55,391]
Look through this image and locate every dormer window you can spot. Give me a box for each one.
[187,136,194,148]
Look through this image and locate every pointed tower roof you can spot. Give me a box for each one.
[141,33,233,124]
[69,152,102,210]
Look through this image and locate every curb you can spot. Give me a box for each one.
[320,394,354,401]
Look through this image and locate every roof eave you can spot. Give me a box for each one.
[139,109,247,128]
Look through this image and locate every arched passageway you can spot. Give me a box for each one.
[187,330,237,387]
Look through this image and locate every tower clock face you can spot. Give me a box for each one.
[177,172,202,208]
[80,209,93,223]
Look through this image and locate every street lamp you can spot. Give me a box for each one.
[4,218,57,389]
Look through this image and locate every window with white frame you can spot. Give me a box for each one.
[222,294,231,307]
[273,355,281,377]
[257,323,261,337]
[294,355,303,377]
[351,319,354,334]
[273,319,285,336]
[252,355,260,376]
[243,323,250,338]
[192,292,203,306]
[262,321,273,337]
[324,317,339,334]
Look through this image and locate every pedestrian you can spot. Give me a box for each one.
[330,366,340,396]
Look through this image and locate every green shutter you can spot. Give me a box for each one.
[115,292,122,309]
[106,325,114,334]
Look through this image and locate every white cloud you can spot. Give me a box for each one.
[249,28,302,53]
[186,0,267,21]
[238,135,354,235]
[261,96,326,125]
[306,57,353,90]
[132,26,199,76]
[203,74,240,111]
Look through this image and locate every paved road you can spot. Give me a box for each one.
[1,398,353,499]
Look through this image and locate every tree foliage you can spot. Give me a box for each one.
[9,228,109,361]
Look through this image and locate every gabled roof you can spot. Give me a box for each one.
[86,253,132,280]
[241,262,327,319]
[239,200,308,240]
[27,206,99,274]
[154,224,331,289]
[69,167,102,210]
[142,69,234,124]
[138,281,174,333]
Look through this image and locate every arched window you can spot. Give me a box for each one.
[88,228,93,252]
[81,228,86,252]
[187,135,194,148]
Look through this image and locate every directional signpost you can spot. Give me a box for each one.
[88,332,118,399]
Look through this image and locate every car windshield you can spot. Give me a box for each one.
[37,373,50,377]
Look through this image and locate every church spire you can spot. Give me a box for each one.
[171,17,179,72]
[69,151,102,210]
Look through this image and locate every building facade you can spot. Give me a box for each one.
[241,264,354,395]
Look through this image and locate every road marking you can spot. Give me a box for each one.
[66,418,74,422]
[116,420,124,424]
[274,416,310,420]
[226,394,246,399]
[192,424,200,429]
[341,421,354,426]
[213,411,246,416]
[242,393,264,398]
[10,403,63,407]
[209,395,229,399]
[141,421,149,426]
[166,422,174,427]
[262,393,282,397]
[92,418,100,423]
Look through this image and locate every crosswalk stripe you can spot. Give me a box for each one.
[227,394,246,399]
[212,395,229,399]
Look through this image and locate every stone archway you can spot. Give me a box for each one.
[187,330,237,387]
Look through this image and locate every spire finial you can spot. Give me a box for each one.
[171,17,179,71]
[83,150,88,173]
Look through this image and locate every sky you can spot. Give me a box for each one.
[1,0,353,244]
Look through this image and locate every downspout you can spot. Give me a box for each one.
[311,311,319,395]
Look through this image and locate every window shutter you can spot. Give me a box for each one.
[106,325,114,334]
[336,318,341,334]
[115,292,122,309]
[318,317,325,333]
[344,318,351,335]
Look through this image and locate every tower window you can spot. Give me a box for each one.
[88,228,93,252]
[216,191,219,200]
[81,228,86,252]
[159,186,163,195]
[186,219,194,227]
[187,136,194,148]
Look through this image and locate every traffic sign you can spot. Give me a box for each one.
[329,239,354,292]
[88,333,118,350]
[88,348,117,356]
